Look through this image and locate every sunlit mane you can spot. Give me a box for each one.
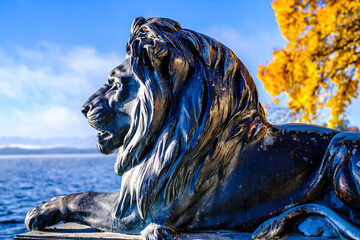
[115,17,267,220]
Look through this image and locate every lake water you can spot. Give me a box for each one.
[0,154,121,240]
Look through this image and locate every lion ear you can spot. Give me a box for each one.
[128,17,146,48]
[131,17,146,33]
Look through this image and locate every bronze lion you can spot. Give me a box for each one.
[25,17,360,239]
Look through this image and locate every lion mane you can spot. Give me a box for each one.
[115,17,267,221]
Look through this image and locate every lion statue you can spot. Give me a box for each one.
[25,17,360,239]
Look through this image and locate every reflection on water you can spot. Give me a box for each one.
[0,154,120,240]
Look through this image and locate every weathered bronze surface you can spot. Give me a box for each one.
[25,17,360,239]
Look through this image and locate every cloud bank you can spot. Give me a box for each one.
[0,42,123,138]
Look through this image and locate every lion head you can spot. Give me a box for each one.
[82,17,266,220]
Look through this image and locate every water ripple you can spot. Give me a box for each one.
[0,154,119,240]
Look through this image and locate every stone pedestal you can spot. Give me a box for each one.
[13,222,329,240]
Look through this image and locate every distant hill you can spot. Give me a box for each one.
[0,146,99,155]
[0,136,96,149]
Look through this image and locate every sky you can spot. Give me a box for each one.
[1,0,359,140]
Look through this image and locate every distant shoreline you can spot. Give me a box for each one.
[0,146,98,155]
[0,147,119,160]
[0,153,115,159]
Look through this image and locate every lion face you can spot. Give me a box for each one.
[82,57,140,154]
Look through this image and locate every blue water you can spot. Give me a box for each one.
[0,154,121,240]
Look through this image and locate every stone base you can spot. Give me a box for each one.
[13,222,331,240]
[13,223,142,240]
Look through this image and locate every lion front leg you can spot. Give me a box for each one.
[25,191,143,233]
[252,204,360,240]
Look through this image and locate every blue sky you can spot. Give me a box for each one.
[1,0,359,139]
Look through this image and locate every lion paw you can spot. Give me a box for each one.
[141,223,174,240]
[25,196,64,231]
[252,217,285,240]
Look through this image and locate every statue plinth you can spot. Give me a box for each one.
[14,222,330,240]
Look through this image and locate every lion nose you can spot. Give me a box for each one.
[81,105,91,118]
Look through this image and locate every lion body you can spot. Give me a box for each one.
[183,124,338,230]
[120,123,339,232]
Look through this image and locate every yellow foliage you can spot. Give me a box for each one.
[259,0,360,128]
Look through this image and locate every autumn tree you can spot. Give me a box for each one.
[259,0,360,128]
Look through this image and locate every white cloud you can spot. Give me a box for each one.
[7,106,95,138]
[0,42,124,138]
